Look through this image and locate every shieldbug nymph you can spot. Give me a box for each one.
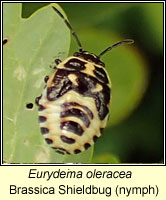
[35,6,134,155]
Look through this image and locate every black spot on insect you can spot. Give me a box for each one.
[39,116,47,122]
[61,102,94,119]
[45,138,53,144]
[60,108,90,127]
[38,105,46,111]
[60,135,75,144]
[44,76,49,83]
[93,135,99,143]
[84,143,91,150]
[60,121,84,136]
[55,59,62,65]
[35,95,42,105]
[81,105,94,119]
[55,150,65,155]
[52,147,70,155]
[40,127,49,134]
[74,149,81,154]
[26,103,33,109]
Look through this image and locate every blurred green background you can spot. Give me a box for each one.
[4,3,163,163]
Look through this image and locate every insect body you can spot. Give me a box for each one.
[35,6,134,155]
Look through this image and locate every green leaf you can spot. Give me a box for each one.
[92,153,120,164]
[3,3,93,163]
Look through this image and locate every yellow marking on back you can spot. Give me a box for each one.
[81,63,95,77]
[91,83,103,93]
[68,74,78,86]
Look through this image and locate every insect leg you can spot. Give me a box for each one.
[55,59,62,65]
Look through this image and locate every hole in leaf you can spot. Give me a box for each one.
[3,37,9,46]
[26,103,34,110]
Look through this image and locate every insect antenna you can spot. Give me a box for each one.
[98,39,134,58]
[52,6,83,52]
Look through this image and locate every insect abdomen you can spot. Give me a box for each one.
[37,90,102,154]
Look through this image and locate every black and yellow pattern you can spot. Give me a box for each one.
[36,53,111,154]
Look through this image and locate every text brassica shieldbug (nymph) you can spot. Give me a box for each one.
[35,6,134,155]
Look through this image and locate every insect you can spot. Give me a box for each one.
[35,6,134,155]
